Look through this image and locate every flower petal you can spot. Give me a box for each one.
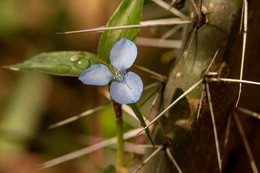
[79,64,114,86]
[110,72,143,104]
[110,38,137,70]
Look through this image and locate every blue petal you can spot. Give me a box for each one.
[110,72,143,104]
[110,38,137,70]
[79,64,114,86]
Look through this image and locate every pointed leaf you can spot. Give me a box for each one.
[126,152,136,167]
[98,0,143,63]
[102,165,116,173]
[129,103,155,148]
[4,51,98,77]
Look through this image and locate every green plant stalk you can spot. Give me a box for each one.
[116,116,125,168]
[112,100,125,168]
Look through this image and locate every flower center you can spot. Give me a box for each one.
[114,69,124,82]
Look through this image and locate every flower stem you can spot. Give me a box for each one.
[112,100,125,168]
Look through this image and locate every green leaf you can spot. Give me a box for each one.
[129,103,156,148]
[102,165,116,173]
[126,152,136,167]
[4,51,98,77]
[98,0,144,63]
[138,83,162,115]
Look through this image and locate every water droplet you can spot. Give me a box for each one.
[55,64,71,74]
[70,55,80,62]
[73,59,90,70]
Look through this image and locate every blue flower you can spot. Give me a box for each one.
[79,38,143,104]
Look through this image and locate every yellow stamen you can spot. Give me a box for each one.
[114,69,123,81]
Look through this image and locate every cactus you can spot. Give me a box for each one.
[141,0,260,172]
